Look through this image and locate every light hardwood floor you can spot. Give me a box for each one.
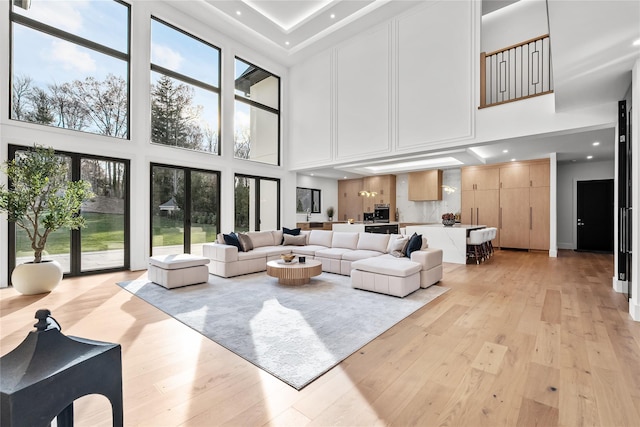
[2,250,639,426]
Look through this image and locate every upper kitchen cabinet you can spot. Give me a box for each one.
[461,166,499,191]
[499,159,550,189]
[408,170,443,201]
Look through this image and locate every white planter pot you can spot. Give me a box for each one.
[11,260,63,295]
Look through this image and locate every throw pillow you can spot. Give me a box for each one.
[388,236,409,254]
[216,233,225,244]
[223,232,241,250]
[282,227,301,244]
[405,232,422,258]
[283,234,306,246]
[237,233,254,252]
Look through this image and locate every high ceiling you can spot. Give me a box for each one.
[192,1,639,177]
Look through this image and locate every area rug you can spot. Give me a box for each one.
[118,272,448,390]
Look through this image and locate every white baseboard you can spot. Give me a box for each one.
[549,249,558,258]
[630,301,640,322]
[613,277,628,293]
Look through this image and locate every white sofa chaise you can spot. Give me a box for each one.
[203,230,443,292]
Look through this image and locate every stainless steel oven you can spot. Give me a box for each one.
[374,204,390,223]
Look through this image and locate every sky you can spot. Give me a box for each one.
[12,0,232,136]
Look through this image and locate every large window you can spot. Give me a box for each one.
[10,0,130,138]
[151,18,221,154]
[234,58,280,165]
[8,146,130,280]
[235,175,280,232]
[151,165,220,256]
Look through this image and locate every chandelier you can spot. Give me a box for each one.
[358,190,378,197]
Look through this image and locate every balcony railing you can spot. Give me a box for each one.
[480,34,553,108]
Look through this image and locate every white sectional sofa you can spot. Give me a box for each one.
[202,229,443,294]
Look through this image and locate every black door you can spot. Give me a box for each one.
[577,179,614,252]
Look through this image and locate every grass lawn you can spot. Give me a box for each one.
[15,213,218,256]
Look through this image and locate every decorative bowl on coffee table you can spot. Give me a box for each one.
[281,254,296,263]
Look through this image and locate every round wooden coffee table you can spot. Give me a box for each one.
[266,259,322,285]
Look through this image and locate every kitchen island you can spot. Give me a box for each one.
[405,224,486,264]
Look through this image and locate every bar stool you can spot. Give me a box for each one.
[0,309,123,427]
[467,229,485,264]
[486,227,497,256]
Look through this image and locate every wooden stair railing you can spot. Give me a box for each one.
[480,34,553,108]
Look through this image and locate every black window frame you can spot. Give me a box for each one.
[150,16,222,155]
[296,187,321,213]
[7,144,131,285]
[9,0,132,139]
[234,56,281,166]
[149,163,222,255]
[234,173,281,231]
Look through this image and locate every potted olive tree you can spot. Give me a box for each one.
[0,145,94,294]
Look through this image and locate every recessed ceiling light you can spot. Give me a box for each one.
[343,176,347,179]
[285,41,290,45]
[511,158,516,162]
[330,13,335,19]
[310,173,314,176]
[236,10,242,16]
[587,155,593,159]
[502,149,508,153]
[634,38,640,46]
[592,141,600,146]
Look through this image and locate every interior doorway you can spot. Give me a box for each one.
[576,179,614,252]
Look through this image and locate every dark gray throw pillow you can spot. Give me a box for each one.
[405,232,422,258]
[223,232,241,250]
[282,227,301,244]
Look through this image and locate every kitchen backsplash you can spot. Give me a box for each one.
[395,169,461,223]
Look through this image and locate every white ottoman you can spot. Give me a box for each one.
[148,254,210,289]
[351,257,421,297]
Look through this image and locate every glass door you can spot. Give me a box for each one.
[80,158,128,271]
[234,174,280,232]
[8,145,129,282]
[151,164,220,256]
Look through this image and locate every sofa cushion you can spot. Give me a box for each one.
[252,246,292,257]
[283,234,306,246]
[357,232,390,252]
[247,231,276,248]
[292,245,327,256]
[237,250,267,261]
[237,233,253,252]
[405,233,423,258]
[309,230,333,247]
[351,257,421,277]
[315,247,353,260]
[223,232,241,250]
[331,232,359,249]
[272,230,283,246]
[342,249,385,261]
[149,253,210,269]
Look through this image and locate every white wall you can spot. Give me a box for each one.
[295,175,338,224]
[630,59,640,321]
[396,169,461,223]
[288,0,615,174]
[0,0,292,286]
[481,0,549,53]
[556,160,614,249]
